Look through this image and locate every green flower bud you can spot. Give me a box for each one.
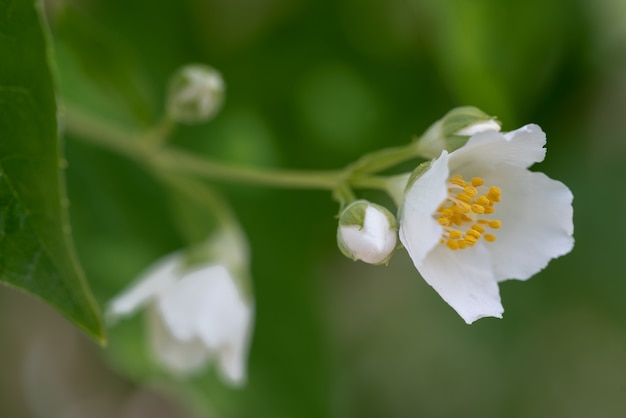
[167,64,225,124]
[417,106,500,158]
[337,200,398,265]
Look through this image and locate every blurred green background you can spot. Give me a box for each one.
[2,0,626,417]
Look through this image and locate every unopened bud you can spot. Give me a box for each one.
[417,107,500,158]
[167,64,225,124]
[337,200,397,265]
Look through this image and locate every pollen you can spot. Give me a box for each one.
[457,193,472,203]
[471,204,485,214]
[435,174,502,250]
[464,186,478,197]
[471,177,484,187]
[446,239,460,250]
[449,229,463,239]
[488,220,501,229]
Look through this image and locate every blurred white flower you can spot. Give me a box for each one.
[337,200,397,265]
[108,251,253,386]
[399,124,574,323]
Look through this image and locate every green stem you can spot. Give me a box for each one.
[157,148,343,190]
[348,175,390,190]
[62,105,418,193]
[143,116,177,146]
[347,142,422,175]
[61,106,142,160]
[63,106,343,190]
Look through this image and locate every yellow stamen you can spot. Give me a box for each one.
[450,175,466,187]
[471,177,484,187]
[457,193,471,203]
[449,229,463,240]
[435,174,503,251]
[464,186,478,197]
[484,234,497,242]
[446,239,459,250]
[488,220,501,229]
[454,202,471,213]
[471,204,485,214]
[488,186,501,202]
[438,217,451,226]
[464,235,478,245]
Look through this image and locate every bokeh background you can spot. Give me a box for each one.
[2,0,626,417]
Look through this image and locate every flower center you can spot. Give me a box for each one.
[435,174,502,251]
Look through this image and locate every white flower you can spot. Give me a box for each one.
[107,251,253,386]
[399,124,574,324]
[337,200,397,264]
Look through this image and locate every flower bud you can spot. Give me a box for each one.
[337,200,398,265]
[417,106,501,158]
[166,64,225,124]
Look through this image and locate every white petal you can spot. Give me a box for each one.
[399,151,450,268]
[156,264,225,343]
[147,305,209,374]
[187,265,248,348]
[107,252,182,320]
[419,244,503,324]
[217,349,246,386]
[156,264,252,385]
[215,304,253,386]
[450,124,547,171]
[477,165,574,281]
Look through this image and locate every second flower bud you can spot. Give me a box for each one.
[337,200,398,265]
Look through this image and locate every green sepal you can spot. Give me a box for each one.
[416,106,500,158]
[406,160,434,190]
[439,106,497,137]
[338,200,397,230]
[338,200,368,228]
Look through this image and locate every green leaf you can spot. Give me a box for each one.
[0,0,105,343]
